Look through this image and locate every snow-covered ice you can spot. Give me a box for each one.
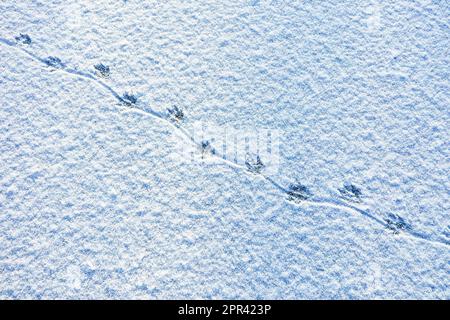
[0,0,449,299]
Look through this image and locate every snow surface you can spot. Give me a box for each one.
[0,0,449,299]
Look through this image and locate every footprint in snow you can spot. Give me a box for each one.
[94,63,110,77]
[338,183,363,203]
[15,34,32,45]
[44,56,65,69]
[286,183,312,203]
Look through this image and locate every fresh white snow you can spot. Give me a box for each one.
[0,0,449,299]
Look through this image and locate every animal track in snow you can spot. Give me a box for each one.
[93,63,111,78]
[44,56,65,69]
[245,155,265,174]
[14,33,32,45]
[286,183,312,202]
[0,35,448,248]
[385,213,412,235]
[121,92,138,106]
[338,183,363,203]
[167,106,185,122]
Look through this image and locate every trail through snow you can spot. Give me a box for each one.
[1,36,447,249]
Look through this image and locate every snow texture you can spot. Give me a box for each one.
[0,0,449,299]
